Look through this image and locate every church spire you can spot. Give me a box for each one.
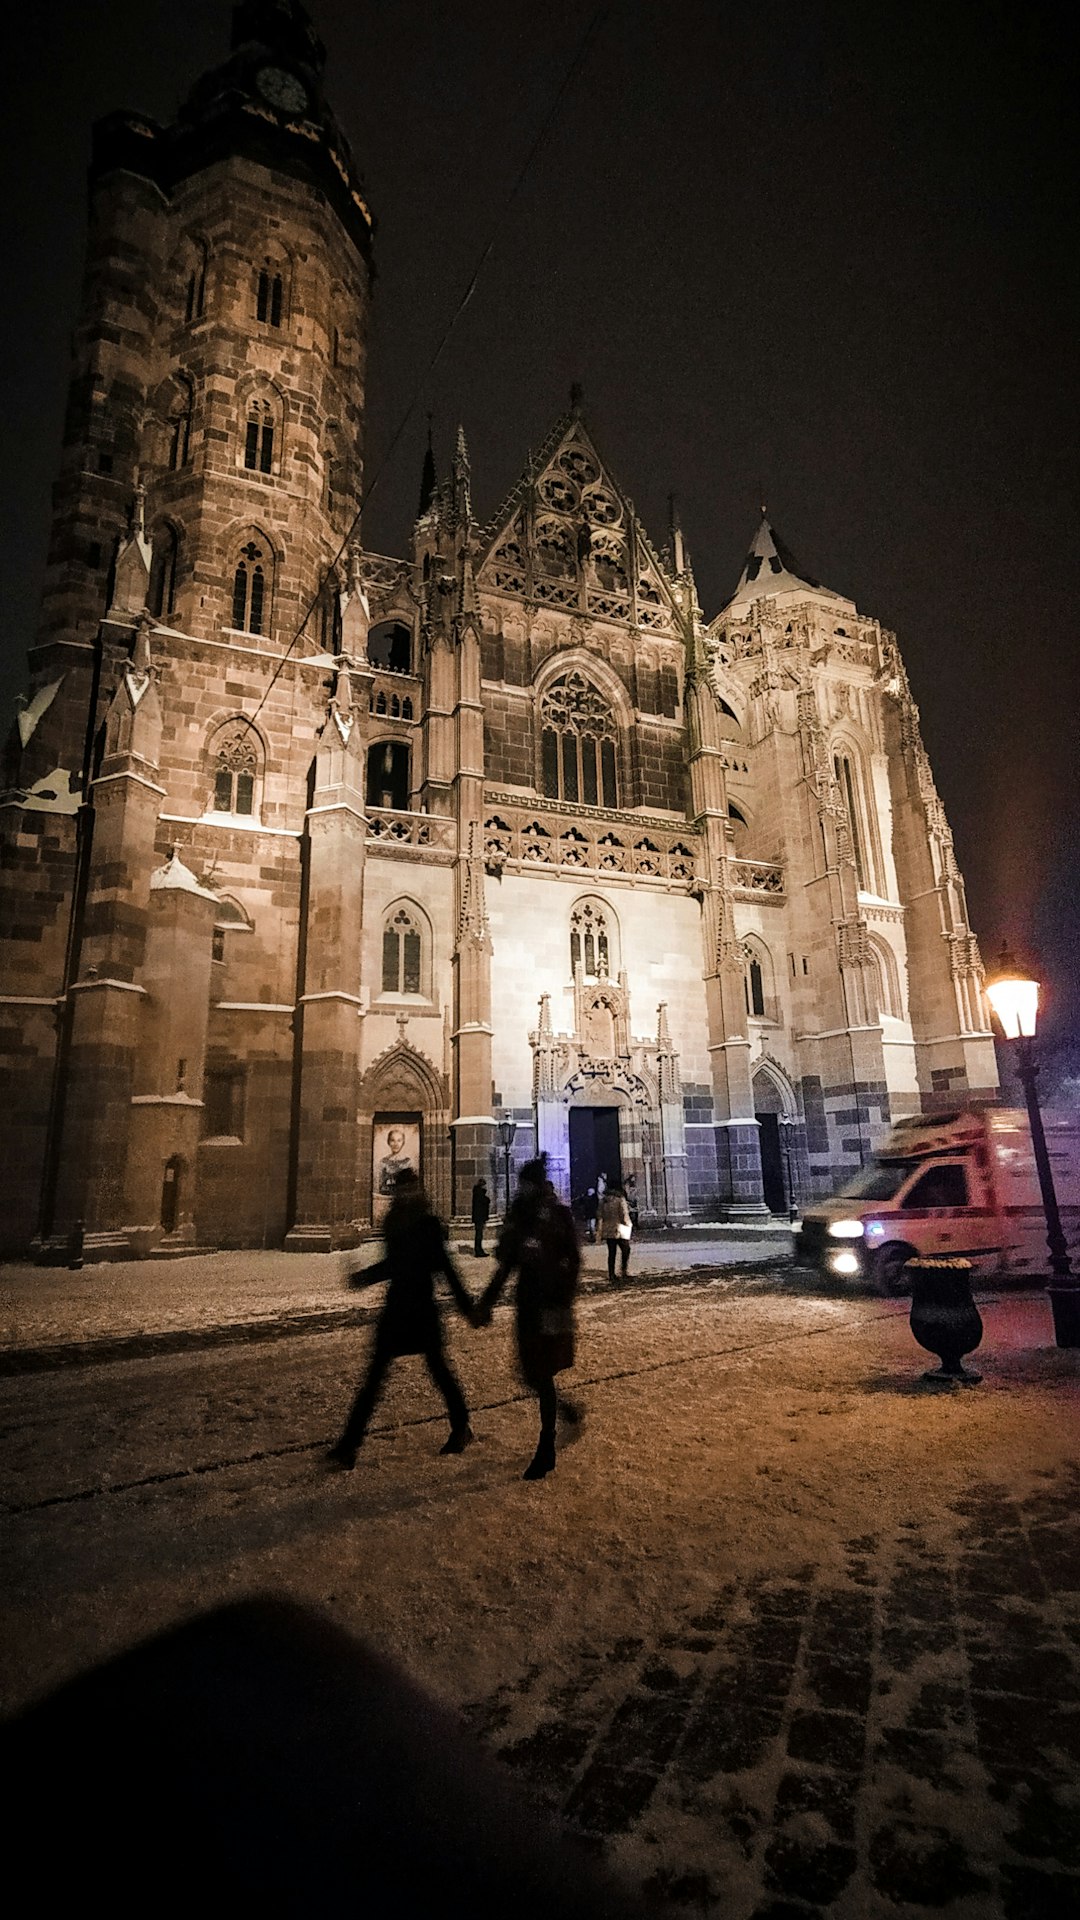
[339,539,370,656]
[417,416,436,520]
[668,494,685,577]
[452,424,471,525]
[108,483,153,619]
[720,514,850,618]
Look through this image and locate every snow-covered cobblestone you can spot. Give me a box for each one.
[1,1278,1076,1917]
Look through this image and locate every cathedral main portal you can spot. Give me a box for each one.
[568,1107,622,1207]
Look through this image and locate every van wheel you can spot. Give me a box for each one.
[873,1244,915,1296]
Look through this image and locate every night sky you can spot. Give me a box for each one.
[2,0,1076,1070]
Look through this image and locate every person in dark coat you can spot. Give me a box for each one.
[328,1172,475,1469]
[470,1178,491,1258]
[476,1158,581,1480]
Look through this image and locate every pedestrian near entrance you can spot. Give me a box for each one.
[328,1172,475,1469]
[599,1183,632,1281]
[471,1178,491,1257]
[476,1158,581,1480]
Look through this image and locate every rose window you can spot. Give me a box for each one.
[558,447,599,487]
[540,474,578,514]
[584,488,620,526]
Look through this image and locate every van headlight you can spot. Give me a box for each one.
[828,1219,865,1239]
[828,1250,863,1276]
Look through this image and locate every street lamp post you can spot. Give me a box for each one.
[984,949,1078,1349]
[497,1117,517,1218]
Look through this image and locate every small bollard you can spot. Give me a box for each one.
[907,1256,983,1386]
[1047,1282,1080,1350]
[66,1219,85,1271]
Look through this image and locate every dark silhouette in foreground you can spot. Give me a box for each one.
[2,1599,649,1917]
[329,1172,474,1468]
[477,1157,582,1479]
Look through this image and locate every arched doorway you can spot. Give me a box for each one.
[358,1042,450,1225]
[752,1064,798,1216]
[568,1107,622,1203]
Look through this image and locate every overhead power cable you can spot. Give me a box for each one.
[251,2,611,725]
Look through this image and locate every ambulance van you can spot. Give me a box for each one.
[796,1105,1080,1294]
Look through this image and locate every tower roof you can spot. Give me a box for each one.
[719,516,851,619]
[91,0,372,261]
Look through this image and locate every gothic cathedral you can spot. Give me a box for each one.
[0,1,998,1258]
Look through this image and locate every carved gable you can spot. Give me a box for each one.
[477,416,676,634]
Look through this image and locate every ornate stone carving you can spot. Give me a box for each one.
[729,859,785,897]
[837,918,871,969]
[540,671,616,739]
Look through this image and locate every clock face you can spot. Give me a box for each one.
[255,66,308,115]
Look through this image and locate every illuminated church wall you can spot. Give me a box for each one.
[0,2,998,1257]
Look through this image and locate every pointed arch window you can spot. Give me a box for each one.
[231,539,270,635]
[148,523,179,620]
[833,749,869,889]
[167,377,194,470]
[570,902,611,980]
[382,906,423,995]
[209,723,261,818]
[368,620,412,674]
[743,939,776,1021]
[183,239,207,322]
[366,741,410,811]
[728,801,750,854]
[324,423,350,524]
[868,935,902,1021]
[256,264,284,327]
[316,576,341,655]
[540,671,619,809]
[244,398,275,475]
[535,521,577,580]
[590,537,629,593]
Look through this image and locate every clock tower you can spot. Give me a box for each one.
[4,2,378,1255]
[29,0,373,773]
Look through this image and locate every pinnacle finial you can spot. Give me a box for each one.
[570,382,584,414]
[130,611,154,677]
[669,493,686,576]
[417,420,437,520]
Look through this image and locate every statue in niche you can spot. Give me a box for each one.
[583,996,616,1058]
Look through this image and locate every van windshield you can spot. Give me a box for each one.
[835,1161,910,1201]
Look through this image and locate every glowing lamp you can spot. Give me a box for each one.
[984,948,1039,1039]
[828,1218,865,1239]
[828,1250,862,1276]
[984,940,1076,1345]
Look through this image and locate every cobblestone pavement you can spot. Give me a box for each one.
[467,1470,1080,1918]
[1,1277,1076,1917]
[0,1232,792,1364]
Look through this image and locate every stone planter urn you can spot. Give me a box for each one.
[907,1257,983,1385]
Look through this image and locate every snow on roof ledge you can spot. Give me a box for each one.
[150,848,218,901]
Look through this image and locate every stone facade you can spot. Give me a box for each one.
[0,1,998,1258]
